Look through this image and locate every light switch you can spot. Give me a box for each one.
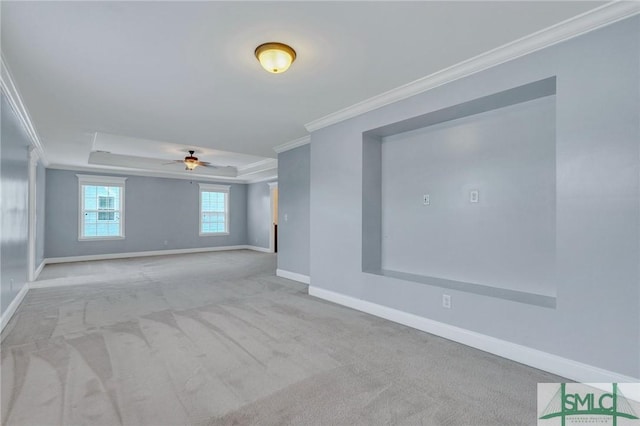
[442,294,451,309]
[423,194,430,205]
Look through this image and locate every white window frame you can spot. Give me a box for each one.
[199,183,230,236]
[77,174,127,241]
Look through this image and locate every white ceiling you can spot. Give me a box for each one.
[1,1,605,181]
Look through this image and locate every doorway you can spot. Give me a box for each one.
[269,182,278,253]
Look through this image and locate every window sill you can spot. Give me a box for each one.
[199,232,230,237]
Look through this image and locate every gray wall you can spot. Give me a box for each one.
[381,95,556,297]
[1,93,30,314]
[247,180,274,249]
[35,161,45,268]
[277,145,310,275]
[45,169,248,258]
[308,17,640,378]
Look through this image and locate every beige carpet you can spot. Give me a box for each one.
[1,250,563,425]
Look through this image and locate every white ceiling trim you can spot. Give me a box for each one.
[1,53,49,165]
[246,175,279,184]
[237,158,276,172]
[236,158,278,177]
[48,163,276,184]
[273,135,310,154]
[305,1,640,133]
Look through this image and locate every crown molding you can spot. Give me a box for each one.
[245,175,278,184]
[273,135,310,154]
[1,53,49,166]
[236,158,278,177]
[47,163,276,184]
[305,1,640,133]
[237,158,277,172]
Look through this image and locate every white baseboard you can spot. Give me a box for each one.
[276,269,311,284]
[45,245,259,264]
[308,286,639,384]
[33,259,46,281]
[246,245,272,253]
[0,283,29,333]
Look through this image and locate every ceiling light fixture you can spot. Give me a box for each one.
[255,42,296,74]
[183,151,200,170]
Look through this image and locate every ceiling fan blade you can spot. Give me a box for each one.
[198,161,227,169]
[160,158,227,170]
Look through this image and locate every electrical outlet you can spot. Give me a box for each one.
[470,190,479,203]
[163,240,168,246]
[442,294,451,309]
[423,194,430,205]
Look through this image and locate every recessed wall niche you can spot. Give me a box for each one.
[362,77,557,308]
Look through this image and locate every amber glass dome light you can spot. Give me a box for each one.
[255,42,296,74]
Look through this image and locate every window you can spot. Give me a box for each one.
[98,196,115,220]
[199,183,229,235]
[77,175,126,240]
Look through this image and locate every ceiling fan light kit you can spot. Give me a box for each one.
[184,151,199,170]
[173,150,214,171]
[255,42,296,74]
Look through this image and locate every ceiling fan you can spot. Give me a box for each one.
[167,150,217,171]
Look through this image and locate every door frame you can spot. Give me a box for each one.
[268,182,278,253]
